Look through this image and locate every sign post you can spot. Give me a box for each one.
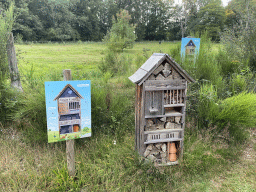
[63,69,75,177]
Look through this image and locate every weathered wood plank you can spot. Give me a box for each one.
[145,113,184,119]
[144,86,186,91]
[145,79,186,87]
[145,91,163,116]
[139,85,146,155]
[63,69,75,177]
[135,84,143,151]
[165,112,182,116]
[138,55,166,85]
[63,69,72,81]
[144,128,183,134]
[66,139,75,176]
[144,138,183,145]
[180,81,187,160]
[164,104,185,107]
[145,131,182,143]
[153,64,164,75]
[7,32,23,91]
[156,161,179,166]
[129,68,148,84]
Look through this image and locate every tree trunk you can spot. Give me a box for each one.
[6,32,23,92]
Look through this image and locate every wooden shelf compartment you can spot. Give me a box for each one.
[145,113,184,118]
[164,104,185,107]
[164,106,183,116]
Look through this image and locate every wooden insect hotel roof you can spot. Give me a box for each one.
[128,53,195,85]
[54,84,84,101]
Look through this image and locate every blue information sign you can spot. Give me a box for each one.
[45,80,91,143]
[181,38,200,58]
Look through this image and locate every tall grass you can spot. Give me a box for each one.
[0,123,246,191]
[91,73,134,139]
[197,83,219,128]
[215,92,256,142]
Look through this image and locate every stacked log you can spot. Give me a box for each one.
[144,143,168,164]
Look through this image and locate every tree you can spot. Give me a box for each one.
[144,0,170,40]
[222,0,256,69]
[11,0,43,41]
[193,1,225,41]
[73,0,107,41]
[104,9,135,52]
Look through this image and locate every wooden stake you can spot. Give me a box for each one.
[63,69,75,177]
[6,32,23,92]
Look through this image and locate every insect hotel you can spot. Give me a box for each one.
[129,53,195,165]
[54,84,84,135]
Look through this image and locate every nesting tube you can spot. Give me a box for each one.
[169,142,177,162]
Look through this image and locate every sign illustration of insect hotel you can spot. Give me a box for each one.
[54,84,83,135]
[45,80,91,143]
[129,53,195,165]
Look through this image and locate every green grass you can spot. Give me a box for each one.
[1,125,255,191]
[16,41,179,81]
[16,42,106,79]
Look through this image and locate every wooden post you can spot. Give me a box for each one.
[135,84,142,152]
[63,69,75,177]
[6,32,23,92]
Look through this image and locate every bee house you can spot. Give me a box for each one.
[129,53,195,165]
[54,84,84,135]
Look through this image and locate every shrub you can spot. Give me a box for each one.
[215,92,256,142]
[197,83,219,128]
[91,75,134,139]
[98,51,132,76]
[187,84,255,143]
[0,81,22,124]
[104,10,136,52]
[229,73,247,95]
[216,48,241,77]
[187,82,219,129]
[15,85,46,126]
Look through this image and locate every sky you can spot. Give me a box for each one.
[222,0,231,6]
[174,0,231,7]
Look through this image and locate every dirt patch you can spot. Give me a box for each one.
[210,128,256,191]
[241,128,256,162]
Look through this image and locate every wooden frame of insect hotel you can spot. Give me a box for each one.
[129,53,195,166]
[54,84,84,135]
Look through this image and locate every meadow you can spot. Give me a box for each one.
[0,41,255,191]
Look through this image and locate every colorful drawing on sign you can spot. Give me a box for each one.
[45,80,91,143]
[181,37,200,58]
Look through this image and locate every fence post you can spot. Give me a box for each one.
[63,69,75,177]
[6,32,23,92]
